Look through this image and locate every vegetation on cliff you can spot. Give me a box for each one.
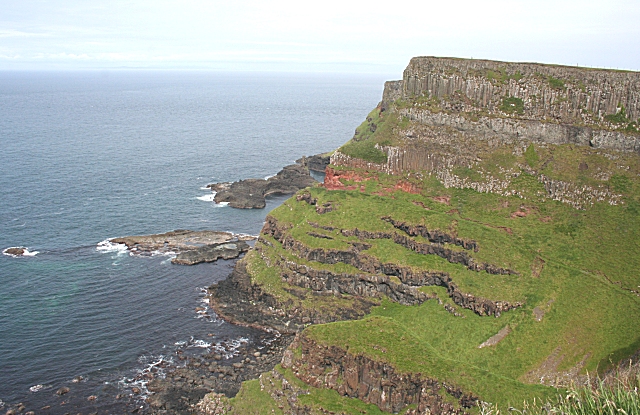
[204,58,640,414]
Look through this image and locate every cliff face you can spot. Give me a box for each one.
[400,57,640,123]
[390,57,640,153]
[336,58,640,209]
[281,332,478,414]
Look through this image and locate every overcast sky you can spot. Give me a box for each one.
[1,0,639,73]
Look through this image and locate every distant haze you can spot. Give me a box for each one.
[1,0,639,73]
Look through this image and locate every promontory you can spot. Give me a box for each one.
[193,57,640,414]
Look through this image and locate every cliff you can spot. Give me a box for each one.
[199,58,640,415]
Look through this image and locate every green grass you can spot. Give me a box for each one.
[339,139,388,163]
[339,107,415,163]
[230,379,283,415]
[500,97,525,115]
[604,105,629,124]
[304,315,555,408]
[487,69,523,84]
[524,144,539,168]
[548,76,566,90]
[481,379,640,415]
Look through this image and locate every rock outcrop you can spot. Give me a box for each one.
[335,57,640,210]
[297,153,332,173]
[208,164,317,209]
[109,230,255,265]
[208,257,377,334]
[282,333,477,414]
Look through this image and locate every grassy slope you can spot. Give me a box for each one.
[240,172,640,409]
[228,104,640,412]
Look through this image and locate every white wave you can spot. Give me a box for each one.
[127,247,176,259]
[96,239,127,254]
[29,384,44,392]
[121,354,174,402]
[212,337,249,359]
[3,247,39,257]
[214,201,229,208]
[196,193,215,202]
[233,232,258,240]
[199,186,210,190]
[149,249,177,257]
[190,339,212,348]
[264,174,275,180]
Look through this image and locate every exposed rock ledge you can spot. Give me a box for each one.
[281,332,478,414]
[110,230,255,265]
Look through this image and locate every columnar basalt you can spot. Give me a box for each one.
[400,57,640,129]
[282,333,478,414]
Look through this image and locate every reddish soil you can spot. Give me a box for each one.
[322,168,365,191]
[323,168,422,196]
[510,206,534,218]
[393,181,421,194]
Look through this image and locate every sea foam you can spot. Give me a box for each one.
[29,384,44,393]
[96,239,128,254]
[196,194,215,202]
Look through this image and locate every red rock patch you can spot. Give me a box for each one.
[322,168,365,191]
[510,206,533,218]
[393,181,420,194]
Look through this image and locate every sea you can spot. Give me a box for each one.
[0,70,388,413]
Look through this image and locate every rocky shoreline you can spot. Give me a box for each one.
[145,332,294,414]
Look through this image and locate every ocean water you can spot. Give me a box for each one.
[0,70,387,412]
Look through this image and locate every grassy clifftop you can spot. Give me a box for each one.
[205,59,640,414]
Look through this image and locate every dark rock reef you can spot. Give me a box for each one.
[3,247,26,256]
[145,334,293,414]
[207,163,318,209]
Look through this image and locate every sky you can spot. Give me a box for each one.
[1,0,640,74]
